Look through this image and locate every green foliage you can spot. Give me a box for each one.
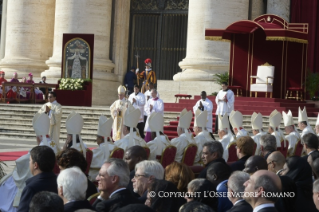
[306,70,319,98]
[214,72,229,86]
[0,159,7,180]
[210,92,218,96]
[59,78,91,91]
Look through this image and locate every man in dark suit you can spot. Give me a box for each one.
[29,191,64,212]
[17,146,58,212]
[93,158,140,212]
[230,136,255,172]
[243,155,268,175]
[198,141,227,178]
[227,171,252,212]
[302,133,319,160]
[243,170,282,212]
[266,151,285,175]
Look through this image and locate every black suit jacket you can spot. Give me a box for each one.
[230,155,250,172]
[226,200,252,212]
[17,172,58,212]
[257,207,278,212]
[64,200,93,212]
[198,158,227,178]
[94,188,140,212]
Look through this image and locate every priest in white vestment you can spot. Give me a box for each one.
[38,91,62,148]
[170,109,196,163]
[0,113,60,212]
[283,110,300,157]
[128,84,146,138]
[214,82,235,133]
[251,112,267,155]
[218,113,234,162]
[143,82,160,123]
[110,85,131,141]
[144,89,164,142]
[193,91,213,132]
[193,110,215,165]
[298,106,315,138]
[268,109,285,147]
[229,110,249,139]
[114,105,147,151]
[146,112,171,160]
[88,115,116,181]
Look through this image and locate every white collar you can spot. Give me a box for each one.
[234,199,245,206]
[253,203,275,212]
[109,188,126,198]
[308,150,315,155]
[50,100,57,104]
[276,169,283,175]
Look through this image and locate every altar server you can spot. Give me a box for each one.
[283,110,300,157]
[298,106,315,138]
[229,110,249,139]
[110,85,131,141]
[268,109,285,147]
[218,113,234,161]
[88,115,116,181]
[193,110,214,164]
[144,82,159,123]
[128,84,146,138]
[170,109,195,162]
[146,112,171,160]
[114,105,147,151]
[144,89,164,142]
[193,91,213,132]
[251,112,266,155]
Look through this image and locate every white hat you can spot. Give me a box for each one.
[269,109,282,129]
[282,110,294,126]
[149,112,164,133]
[97,115,113,141]
[251,112,263,130]
[124,105,141,146]
[178,108,192,129]
[118,85,126,94]
[229,110,243,130]
[65,112,86,157]
[316,114,319,126]
[218,114,230,131]
[194,109,208,128]
[298,107,308,123]
[32,113,50,146]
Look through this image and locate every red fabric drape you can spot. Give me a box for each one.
[291,0,319,73]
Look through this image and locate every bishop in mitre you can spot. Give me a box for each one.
[171,109,196,163]
[251,112,266,155]
[146,112,171,160]
[268,109,285,147]
[283,110,301,157]
[38,91,62,145]
[89,115,116,181]
[298,106,315,138]
[114,105,147,151]
[218,113,234,162]
[110,85,131,141]
[0,113,60,211]
[193,110,214,165]
[229,110,249,139]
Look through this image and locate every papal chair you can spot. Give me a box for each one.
[250,63,275,98]
[277,139,288,158]
[110,147,124,159]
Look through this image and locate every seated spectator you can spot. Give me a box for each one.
[29,191,64,212]
[145,179,185,212]
[179,201,214,212]
[186,179,218,211]
[275,175,297,212]
[94,158,139,211]
[302,133,319,160]
[243,155,268,175]
[147,131,171,160]
[17,146,58,212]
[57,167,93,212]
[206,162,232,212]
[266,151,286,175]
[132,160,164,203]
[260,134,277,160]
[56,148,97,198]
[230,136,255,172]
[62,134,88,152]
[39,76,52,95]
[227,171,252,212]
[281,156,317,212]
[198,141,226,178]
[243,170,282,212]
[165,161,194,192]
[313,179,319,210]
[114,125,147,151]
[26,73,43,99]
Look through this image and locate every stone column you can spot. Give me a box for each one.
[0,0,55,77]
[250,0,266,20]
[175,0,249,81]
[0,0,8,60]
[267,0,291,22]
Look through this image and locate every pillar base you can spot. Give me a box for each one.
[0,58,48,77]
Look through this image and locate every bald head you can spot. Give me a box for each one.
[124,146,147,171]
[267,151,286,173]
[244,155,268,175]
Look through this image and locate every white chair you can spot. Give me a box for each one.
[250,64,275,98]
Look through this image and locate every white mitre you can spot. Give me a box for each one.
[298,106,308,124]
[229,110,243,130]
[178,108,192,132]
[218,113,230,131]
[124,105,141,146]
[97,115,114,156]
[194,109,208,128]
[32,113,50,146]
[118,85,126,94]
[149,112,164,142]
[282,110,294,127]
[269,109,282,129]
[66,111,86,157]
[251,112,263,131]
